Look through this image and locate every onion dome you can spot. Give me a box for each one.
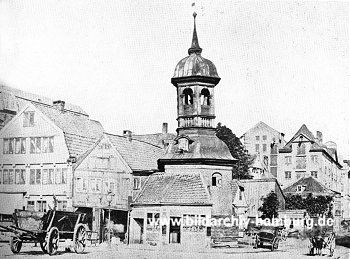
[173,12,219,79]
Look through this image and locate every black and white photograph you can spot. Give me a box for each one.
[0,0,349,258]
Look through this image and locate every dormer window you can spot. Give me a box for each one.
[200,88,210,106]
[297,142,306,155]
[183,88,193,105]
[296,185,303,192]
[212,173,222,187]
[23,111,35,127]
[178,138,189,152]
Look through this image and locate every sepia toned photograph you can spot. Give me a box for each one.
[0,1,349,258]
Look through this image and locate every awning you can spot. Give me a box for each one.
[0,193,24,214]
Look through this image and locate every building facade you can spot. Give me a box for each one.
[73,133,164,241]
[0,101,103,216]
[241,121,285,177]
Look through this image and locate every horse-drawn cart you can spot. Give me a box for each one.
[0,209,87,255]
[307,226,335,256]
[253,226,283,251]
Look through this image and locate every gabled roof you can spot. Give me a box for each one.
[242,121,283,137]
[133,133,176,148]
[283,177,338,196]
[231,180,244,201]
[33,103,104,157]
[106,133,164,172]
[133,172,212,206]
[284,124,316,148]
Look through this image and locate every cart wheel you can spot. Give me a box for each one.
[47,227,59,256]
[10,237,22,254]
[271,238,279,251]
[40,240,47,253]
[73,223,86,254]
[253,235,259,249]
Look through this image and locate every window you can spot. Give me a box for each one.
[30,169,35,184]
[23,111,35,127]
[285,171,292,179]
[103,180,115,193]
[263,135,267,141]
[8,169,14,184]
[212,173,222,187]
[183,88,193,105]
[27,201,35,211]
[255,136,260,141]
[200,88,210,106]
[239,190,243,200]
[0,170,2,184]
[270,155,277,166]
[178,138,189,152]
[3,169,9,184]
[311,155,318,164]
[296,185,303,192]
[311,171,318,178]
[30,137,54,154]
[61,168,67,184]
[297,143,306,155]
[90,178,102,193]
[146,213,160,227]
[3,139,9,154]
[133,177,141,190]
[15,169,25,184]
[37,200,47,212]
[55,168,62,184]
[263,144,267,152]
[255,144,259,153]
[271,144,278,154]
[4,138,26,154]
[285,156,292,165]
[35,169,41,184]
[48,169,54,184]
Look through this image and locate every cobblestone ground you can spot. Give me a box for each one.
[0,239,349,259]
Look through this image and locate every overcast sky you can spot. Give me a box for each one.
[0,1,349,158]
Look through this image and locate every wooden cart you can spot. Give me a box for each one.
[0,209,87,255]
[253,226,282,251]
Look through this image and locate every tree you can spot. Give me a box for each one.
[259,191,279,219]
[215,123,253,179]
[285,194,333,217]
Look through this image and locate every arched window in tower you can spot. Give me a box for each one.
[183,88,193,105]
[200,88,210,106]
[212,172,222,187]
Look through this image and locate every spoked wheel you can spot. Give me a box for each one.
[47,227,59,256]
[73,224,87,254]
[10,237,22,254]
[39,240,48,253]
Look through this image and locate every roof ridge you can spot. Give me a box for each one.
[104,132,163,149]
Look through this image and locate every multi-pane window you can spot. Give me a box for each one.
[30,137,54,154]
[297,143,306,155]
[37,201,47,212]
[23,111,35,127]
[212,173,222,187]
[262,144,267,152]
[263,135,267,141]
[296,185,303,192]
[15,169,25,184]
[311,171,318,178]
[285,171,292,179]
[285,156,292,165]
[296,157,306,169]
[4,138,26,154]
[8,169,14,184]
[296,171,305,179]
[90,178,102,192]
[57,201,67,211]
[30,169,42,185]
[311,155,318,164]
[255,144,259,153]
[103,180,115,193]
[3,169,9,184]
[133,177,141,190]
[255,136,260,141]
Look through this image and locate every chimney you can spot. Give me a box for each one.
[316,131,323,144]
[162,122,168,134]
[123,130,132,141]
[53,100,65,112]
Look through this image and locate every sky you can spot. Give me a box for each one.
[0,1,349,158]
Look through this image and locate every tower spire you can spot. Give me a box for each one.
[188,12,202,55]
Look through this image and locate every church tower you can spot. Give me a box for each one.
[158,13,237,216]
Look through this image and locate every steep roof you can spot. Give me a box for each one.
[283,177,338,196]
[243,121,283,137]
[133,172,212,206]
[33,103,104,157]
[106,134,164,171]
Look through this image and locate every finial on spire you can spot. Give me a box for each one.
[188,11,202,55]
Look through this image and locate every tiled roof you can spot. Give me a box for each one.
[106,134,164,171]
[243,121,283,137]
[159,133,235,163]
[33,103,103,157]
[133,172,212,205]
[283,177,337,196]
[133,133,176,148]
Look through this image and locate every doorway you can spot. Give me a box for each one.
[169,217,181,244]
